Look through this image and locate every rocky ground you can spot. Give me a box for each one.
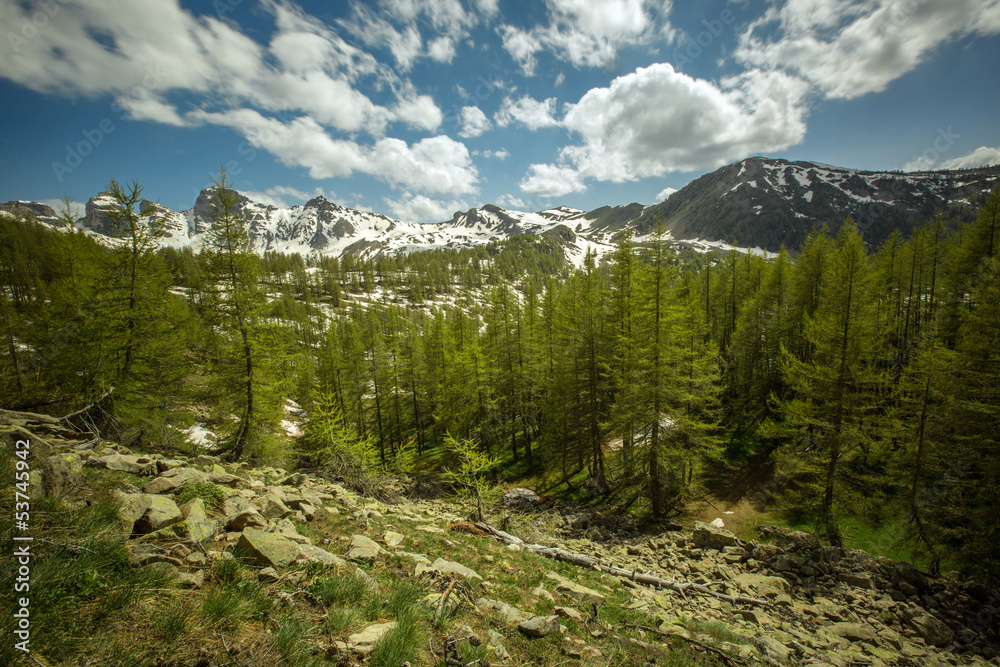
[5,408,1000,666]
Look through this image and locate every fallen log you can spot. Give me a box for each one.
[473,521,770,607]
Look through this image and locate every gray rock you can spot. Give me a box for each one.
[346,534,384,561]
[382,531,405,548]
[910,613,953,647]
[546,571,605,605]
[838,571,876,590]
[272,518,311,544]
[555,606,584,621]
[134,495,183,534]
[208,472,246,488]
[518,615,560,637]
[41,452,84,496]
[733,572,791,599]
[222,495,252,516]
[298,543,345,566]
[756,636,793,665]
[477,598,532,625]
[227,509,267,532]
[143,467,206,494]
[90,454,158,476]
[503,487,540,509]
[347,622,396,655]
[234,528,300,568]
[488,630,512,661]
[692,521,739,550]
[431,558,483,581]
[177,569,205,589]
[116,491,151,533]
[827,622,877,642]
[255,494,293,520]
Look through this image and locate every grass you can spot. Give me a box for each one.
[153,597,195,641]
[177,481,227,510]
[201,586,250,630]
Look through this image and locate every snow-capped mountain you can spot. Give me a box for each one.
[5,157,998,261]
[636,157,1000,251]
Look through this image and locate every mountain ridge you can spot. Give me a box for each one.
[4,157,999,260]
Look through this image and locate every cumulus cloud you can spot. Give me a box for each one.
[499,0,673,74]
[656,186,678,202]
[496,193,528,209]
[191,109,477,195]
[240,185,328,209]
[735,0,1000,100]
[0,0,476,198]
[520,63,809,196]
[906,145,1000,172]
[520,163,587,197]
[340,0,496,70]
[384,192,468,222]
[941,146,1000,169]
[459,106,491,138]
[495,96,561,130]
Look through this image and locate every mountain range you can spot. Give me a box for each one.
[5,157,999,262]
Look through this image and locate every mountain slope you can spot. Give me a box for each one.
[635,157,1000,251]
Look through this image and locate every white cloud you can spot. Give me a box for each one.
[392,91,444,131]
[499,0,672,74]
[428,36,457,62]
[114,96,189,127]
[240,185,327,209]
[941,146,1000,169]
[520,63,809,196]
[481,148,510,160]
[656,186,678,202]
[384,193,468,222]
[191,110,478,195]
[735,0,1000,100]
[906,145,1000,172]
[496,193,528,209]
[495,96,560,130]
[520,163,587,197]
[459,106,491,138]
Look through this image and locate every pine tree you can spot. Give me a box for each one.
[774,222,882,545]
[204,170,272,461]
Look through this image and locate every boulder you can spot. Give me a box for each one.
[176,569,205,589]
[143,467,206,494]
[431,558,483,581]
[692,521,739,550]
[227,509,267,532]
[910,613,953,647]
[134,495,183,534]
[41,452,84,496]
[234,528,300,568]
[546,571,605,605]
[827,622,878,642]
[208,473,246,488]
[346,535,384,561]
[733,573,791,599]
[255,494,293,520]
[477,598,532,625]
[272,518,311,544]
[347,622,396,655]
[838,571,876,590]
[90,454,157,476]
[502,487,540,510]
[518,615,560,637]
[298,544,345,567]
[382,531,404,549]
[116,491,151,533]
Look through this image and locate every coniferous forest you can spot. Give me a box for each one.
[2,176,999,585]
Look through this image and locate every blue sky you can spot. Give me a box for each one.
[1,0,999,222]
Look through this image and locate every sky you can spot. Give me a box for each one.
[1,0,999,223]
